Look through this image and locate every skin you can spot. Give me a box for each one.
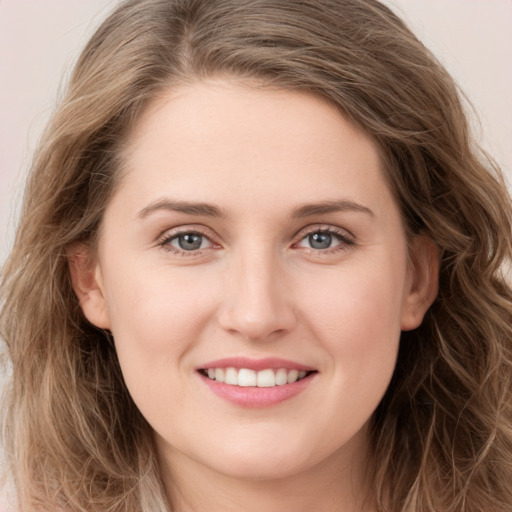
[71,80,438,511]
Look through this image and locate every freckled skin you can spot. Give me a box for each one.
[77,81,435,511]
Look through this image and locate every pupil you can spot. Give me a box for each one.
[179,233,203,250]
[309,232,332,249]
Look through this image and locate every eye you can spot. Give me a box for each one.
[304,232,335,250]
[158,229,216,254]
[171,232,210,251]
[295,227,354,252]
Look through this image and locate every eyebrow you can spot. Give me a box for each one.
[137,199,226,219]
[291,200,374,219]
[136,198,373,220]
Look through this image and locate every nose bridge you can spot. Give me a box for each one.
[218,242,296,340]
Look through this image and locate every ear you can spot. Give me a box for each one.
[401,235,440,331]
[67,244,111,329]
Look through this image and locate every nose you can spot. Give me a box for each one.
[217,249,297,342]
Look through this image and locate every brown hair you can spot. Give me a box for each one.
[2,0,511,510]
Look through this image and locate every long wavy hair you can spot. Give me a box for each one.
[1,0,511,510]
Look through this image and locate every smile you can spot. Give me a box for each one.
[200,367,311,387]
[197,358,317,408]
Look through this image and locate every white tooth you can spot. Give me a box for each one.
[287,369,299,383]
[224,367,238,385]
[275,368,288,386]
[257,369,276,387]
[215,368,225,383]
[207,368,216,379]
[238,368,257,387]
[298,370,307,379]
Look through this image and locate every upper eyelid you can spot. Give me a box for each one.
[157,224,218,243]
[293,224,355,241]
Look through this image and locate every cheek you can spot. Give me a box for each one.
[101,261,221,417]
[105,260,216,348]
[305,261,404,329]
[102,263,221,423]
[298,252,407,378]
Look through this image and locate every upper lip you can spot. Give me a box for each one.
[197,357,315,372]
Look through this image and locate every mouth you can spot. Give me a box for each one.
[198,367,315,388]
[196,357,317,407]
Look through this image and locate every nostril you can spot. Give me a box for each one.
[218,307,298,342]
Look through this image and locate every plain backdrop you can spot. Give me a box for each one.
[1,0,512,267]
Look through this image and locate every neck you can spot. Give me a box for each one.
[157,433,376,512]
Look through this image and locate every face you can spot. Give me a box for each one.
[73,80,437,485]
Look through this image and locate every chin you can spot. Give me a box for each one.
[201,435,319,482]
[212,455,309,482]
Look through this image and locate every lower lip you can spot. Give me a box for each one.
[199,372,315,408]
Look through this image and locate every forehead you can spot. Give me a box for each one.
[115,80,392,218]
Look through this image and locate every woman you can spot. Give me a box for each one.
[1,0,511,510]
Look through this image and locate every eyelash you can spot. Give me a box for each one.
[293,226,355,255]
[157,227,216,257]
[157,225,355,257]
